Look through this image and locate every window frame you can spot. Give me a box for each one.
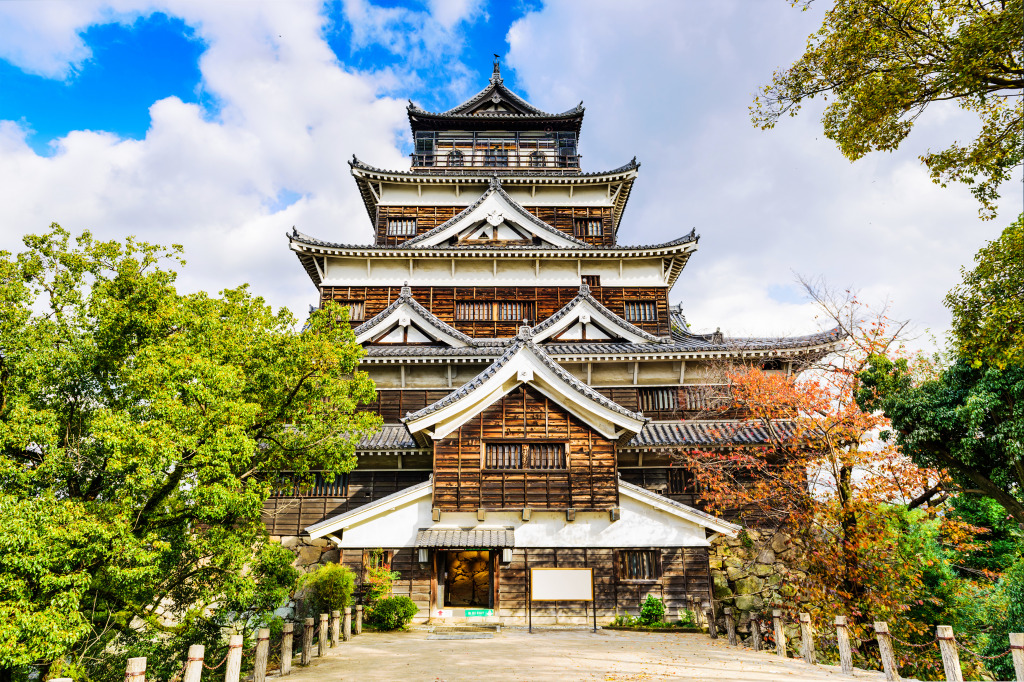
[386,218,417,236]
[574,218,603,238]
[482,440,567,471]
[616,549,662,583]
[455,300,536,322]
[623,300,658,323]
[637,387,679,413]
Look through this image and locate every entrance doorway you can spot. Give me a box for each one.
[443,550,492,608]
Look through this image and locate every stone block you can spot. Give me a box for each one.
[726,566,746,582]
[735,576,764,595]
[713,573,733,600]
[320,548,340,564]
[756,548,775,564]
[295,545,322,566]
[724,557,744,568]
[769,532,791,553]
[708,558,723,569]
[753,563,774,577]
[280,536,302,549]
[307,538,332,548]
[735,594,764,612]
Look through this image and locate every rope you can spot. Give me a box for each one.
[890,634,937,649]
[958,644,1012,661]
[202,643,241,671]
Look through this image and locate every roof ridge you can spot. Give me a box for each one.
[352,286,476,346]
[532,284,668,344]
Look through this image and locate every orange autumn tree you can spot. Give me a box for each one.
[676,280,963,671]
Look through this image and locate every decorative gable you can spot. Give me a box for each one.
[403,327,647,444]
[353,286,474,348]
[402,178,589,249]
[532,284,668,345]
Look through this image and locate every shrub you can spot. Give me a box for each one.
[368,595,419,630]
[297,563,355,619]
[639,595,666,625]
[362,548,401,605]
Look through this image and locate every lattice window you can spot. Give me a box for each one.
[333,300,365,321]
[387,218,417,236]
[667,468,693,494]
[456,301,536,322]
[272,471,349,497]
[581,274,601,288]
[682,384,731,411]
[574,218,603,237]
[618,549,660,581]
[485,442,566,470]
[623,300,657,322]
[637,388,678,412]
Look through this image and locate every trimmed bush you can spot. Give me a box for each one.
[368,595,419,630]
[297,563,355,619]
[639,595,666,625]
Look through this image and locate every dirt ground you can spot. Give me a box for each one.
[280,627,897,681]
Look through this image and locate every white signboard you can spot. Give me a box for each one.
[530,568,593,602]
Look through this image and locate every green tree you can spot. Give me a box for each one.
[752,0,1023,218]
[0,226,380,679]
[945,214,1024,369]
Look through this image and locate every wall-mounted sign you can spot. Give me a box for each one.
[434,609,453,618]
[530,568,594,601]
[465,609,494,618]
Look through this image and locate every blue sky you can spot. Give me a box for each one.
[0,0,1018,342]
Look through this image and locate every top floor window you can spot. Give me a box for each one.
[414,131,434,166]
[446,150,464,167]
[387,218,417,236]
[623,300,657,322]
[530,150,546,167]
[574,218,603,237]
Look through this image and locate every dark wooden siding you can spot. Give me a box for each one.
[336,548,432,621]
[497,547,711,624]
[375,205,614,247]
[321,285,670,337]
[262,471,431,536]
[432,385,618,512]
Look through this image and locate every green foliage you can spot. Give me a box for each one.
[297,564,356,621]
[362,549,401,605]
[367,596,418,631]
[945,215,1024,369]
[0,226,380,676]
[857,354,1024,525]
[638,595,666,626]
[752,0,1023,218]
[980,556,1024,681]
[948,496,1022,573]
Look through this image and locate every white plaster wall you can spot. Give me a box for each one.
[321,255,667,288]
[378,182,614,208]
[335,493,710,549]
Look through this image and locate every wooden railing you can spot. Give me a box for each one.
[411,151,581,172]
[695,602,1024,682]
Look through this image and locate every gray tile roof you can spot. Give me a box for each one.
[401,335,645,426]
[624,420,800,448]
[531,284,668,343]
[349,156,638,179]
[401,177,590,248]
[356,424,420,450]
[415,527,516,548]
[352,287,475,346]
[408,65,581,120]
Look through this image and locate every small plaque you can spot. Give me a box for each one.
[465,608,494,618]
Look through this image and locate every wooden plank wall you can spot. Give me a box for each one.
[337,548,432,622]
[498,547,711,625]
[321,285,670,337]
[262,471,431,536]
[357,388,747,421]
[618,468,698,507]
[375,205,614,247]
[432,386,618,512]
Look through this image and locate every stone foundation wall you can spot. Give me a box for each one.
[708,528,808,648]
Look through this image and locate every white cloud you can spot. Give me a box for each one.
[506,0,1021,344]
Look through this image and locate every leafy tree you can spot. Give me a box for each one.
[945,214,1024,369]
[752,0,1023,218]
[858,355,1024,525]
[0,226,380,679]
[297,564,356,619]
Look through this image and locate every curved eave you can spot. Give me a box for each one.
[349,160,639,233]
[408,110,584,133]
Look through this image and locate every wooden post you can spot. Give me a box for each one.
[705,602,717,639]
[125,657,146,682]
[343,607,352,642]
[835,616,853,675]
[301,618,314,665]
[799,612,816,665]
[724,607,737,646]
[318,613,328,656]
[331,610,340,647]
[751,615,762,652]
[356,605,363,635]
[225,634,243,682]
[183,644,204,682]
[772,609,786,657]
[874,621,901,682]
[253,629,270,682]
[935,626,963,682]
[1010,632,1024,682]
[281,623,294,675]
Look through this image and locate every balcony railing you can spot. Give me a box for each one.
[411,150,582,174]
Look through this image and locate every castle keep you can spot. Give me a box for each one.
[264,61,839,624]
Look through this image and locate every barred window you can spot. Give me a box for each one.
[456,301,536,322]
[637,388,678,412]
[574,218,603,237]
[667,468,693,494]
[581,274,601,288]
[618,549,660,581]
[334,300,365,321]
[272,471,349,497]
[387,218,417,236]
[623,301,657,322]
[485,442,566,470]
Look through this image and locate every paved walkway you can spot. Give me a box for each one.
[282,627,897,681]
